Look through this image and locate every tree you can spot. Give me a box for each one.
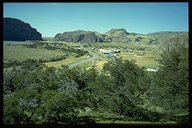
[148,40,189,122]
[3,64,91,124]
[4,87,41,124]
[3,66,30,94]
[89,58,152,120]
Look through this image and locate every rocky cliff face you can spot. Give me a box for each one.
[3,17,42,41]
[53,28,188,45]
[104,28,131,43]
[53,28,136,43]
[54,30,112,43]
[105,28,129,36]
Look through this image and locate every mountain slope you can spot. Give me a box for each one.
[146,31,188,45]
[53,30,111,43]
[4,17,42,41]
[54,29,188,45]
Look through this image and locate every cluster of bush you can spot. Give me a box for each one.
[3,41,188,124]
[4,55,68,68]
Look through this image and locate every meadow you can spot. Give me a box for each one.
[3,41,160,71]
[78,42,160,70]
[78,109,177,124]
[118,51,159,68]
[45,55,89,68]
[3,45,65,62]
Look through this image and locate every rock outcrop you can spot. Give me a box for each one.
[3,17,42,41]
[105,28,129,36]
[104,28,131,43]
[54,30,111,43]
[53,28,188,45]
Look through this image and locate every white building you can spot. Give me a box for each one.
[146,68,159,72]
[98,48,112,54]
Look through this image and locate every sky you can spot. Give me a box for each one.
[3,2,188,37]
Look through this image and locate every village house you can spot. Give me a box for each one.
[146,67,159,72]
[137,51,145,55]
[112,48,122,53]
[98,48,112,54]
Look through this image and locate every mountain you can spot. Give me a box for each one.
[53,29,188,45]
[105,28,129,36]
[146,31,188,45]
[3,17,42,41]
[105,28,153,44]
[53,30,112,43]
[104,28,131,43]
[53,28,150,44]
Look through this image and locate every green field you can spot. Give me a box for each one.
[84,42,160,70]
[91,42,158,49]
[3,45,65,62]
[45,55,89,68]
[3,42,160,70]
[78,108,177,124]
[75,43,160,70]
[117,52,159,68]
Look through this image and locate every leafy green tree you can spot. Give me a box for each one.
[4,87,41,124]
[41,91,85,123]
[88,58,152,120]
[148,41,188,122]
[3,66,30,94]
[88,73,115,111]
[4,63,93,124]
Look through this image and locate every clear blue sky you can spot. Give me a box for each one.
[3,2,188,37]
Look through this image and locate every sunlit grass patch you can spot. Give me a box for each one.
[45,55,88,68]
[4,45,64,61]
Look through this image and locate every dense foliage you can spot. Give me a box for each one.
[3,42,188,124]
[148,42,189,123]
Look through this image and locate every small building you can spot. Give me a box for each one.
[137,51,145,55]
[124,49,134,52]
[74,47,81,50]
[107,53,114,58]
[99,48,112,54]
[112,48,121,53]
[146,68,159,72]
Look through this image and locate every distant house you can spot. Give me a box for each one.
[137,51,145,55]
[112,48,121,53]
[74,47,81,50]
[146,68,159,72]
[42,44,47,48]
[107,53,114,58]
[124,49,134,52]
[99,48,112,54]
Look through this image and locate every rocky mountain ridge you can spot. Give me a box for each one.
[3,17,42,41]
[54,29,188,45]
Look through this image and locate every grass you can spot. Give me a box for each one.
[117,52,159,68]
[78,58,107,71]
[96,120,176,124]
[3,43,92,68]
[79,49,159,71]
[78,108,177,124]
[87,43,160,69]
[4,42,160,70]
[45,55,89,68]
[91,42,158,49]
[4,45,65,62]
